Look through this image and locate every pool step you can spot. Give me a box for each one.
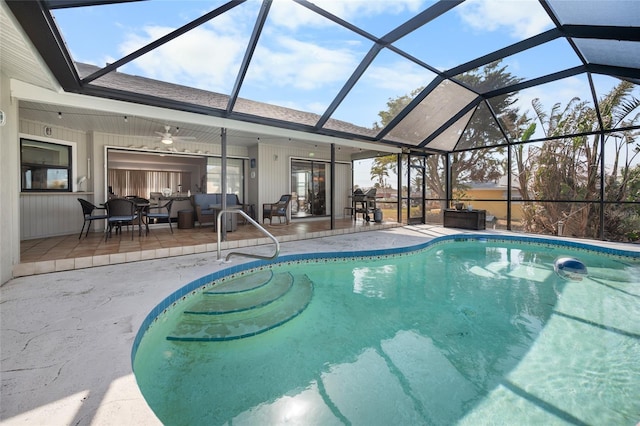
[204,269,273,294]
[185,272,292,314]
[167,273,313,342]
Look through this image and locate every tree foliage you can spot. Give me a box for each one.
[372,60,639,241]
[375,61,522,201]
[518,81,640,240]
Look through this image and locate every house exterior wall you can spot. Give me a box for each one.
[17,124,252,240]
[1,73,21,284]
[257,142,352,222]
[15,114,357,242]
[465,188,524,220]
[19,120,89,239]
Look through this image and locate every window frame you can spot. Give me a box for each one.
[20,135,78,193]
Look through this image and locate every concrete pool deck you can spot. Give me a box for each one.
[1,225,638,425]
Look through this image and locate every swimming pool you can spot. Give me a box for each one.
[132,235,640,425]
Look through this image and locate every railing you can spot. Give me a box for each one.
[216,209,280,262]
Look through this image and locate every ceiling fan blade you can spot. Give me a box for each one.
[151,126,195,144]
[158,132,174,144]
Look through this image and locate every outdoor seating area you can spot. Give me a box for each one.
[81,193,251,241]
[17,216,401,277]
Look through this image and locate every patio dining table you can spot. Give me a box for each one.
[102,199,153,237]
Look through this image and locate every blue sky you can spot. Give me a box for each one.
[52,0,637,162]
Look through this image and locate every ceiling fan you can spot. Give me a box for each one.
[155,125,196,145]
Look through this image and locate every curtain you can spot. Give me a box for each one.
[108,169,191,198]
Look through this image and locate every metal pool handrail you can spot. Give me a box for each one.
[216,209,280,262]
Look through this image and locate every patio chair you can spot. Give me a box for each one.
[77,198,108,239]
[105,198,139,241]
[263,194,292,225]
[145,199,174,234]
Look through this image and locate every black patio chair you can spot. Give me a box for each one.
[145,199,174,234]
[263,194,292,225]
[77,198,108,239]
[105,198,139,241]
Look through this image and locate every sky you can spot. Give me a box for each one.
[52,0,638,175]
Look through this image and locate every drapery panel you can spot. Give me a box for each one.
[108,169,191,198]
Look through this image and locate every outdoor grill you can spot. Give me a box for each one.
[352,188,377,222]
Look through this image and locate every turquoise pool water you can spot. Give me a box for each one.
[133,238,640,425]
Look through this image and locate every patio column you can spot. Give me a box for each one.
[221,127,227,240]
[330,143,335,229]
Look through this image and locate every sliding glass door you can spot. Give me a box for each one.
[291,159,328,218]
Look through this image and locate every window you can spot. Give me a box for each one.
[21,138,72,191]
[206,157,245,201]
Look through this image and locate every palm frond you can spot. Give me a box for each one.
[610,96,640,129]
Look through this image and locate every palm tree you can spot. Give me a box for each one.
[525,81,640,239]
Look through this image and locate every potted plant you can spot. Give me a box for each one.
[452,189,466,210]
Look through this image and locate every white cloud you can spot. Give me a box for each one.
[118,25,246,92]
[248,36,358,90]
[268,0,426,30]
[311,0,424,19]
[267,1,326,30]
[114,2,257,92]
[365,61,434,94]
[457,0,553,39]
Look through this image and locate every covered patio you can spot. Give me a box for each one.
[16,217,401,277]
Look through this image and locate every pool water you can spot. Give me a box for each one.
[133,240,640,425]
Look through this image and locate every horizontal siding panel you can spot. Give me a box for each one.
[20,194,90,239]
